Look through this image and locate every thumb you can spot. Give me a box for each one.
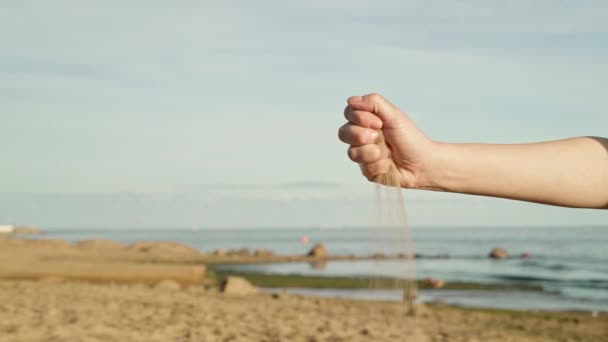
[347,93,402,129]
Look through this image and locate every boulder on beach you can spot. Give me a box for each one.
[221,276,257,295]
[76,239,126,250]
[489,247,509,259]
[424,277,446,289]
[128,241,200,256]
[307,243,328,258]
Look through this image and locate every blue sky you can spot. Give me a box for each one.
[1,1,606,228]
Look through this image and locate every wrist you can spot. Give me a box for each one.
[414,141,453,191]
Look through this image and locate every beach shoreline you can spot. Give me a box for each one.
[0,235,607,340]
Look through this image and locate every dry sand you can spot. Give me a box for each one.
[0,237,606,341]
[0,280,606,342]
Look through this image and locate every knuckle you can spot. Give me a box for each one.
[367,93,383,103]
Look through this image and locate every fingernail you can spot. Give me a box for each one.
[372,119,382,129]
[370,131,379,143]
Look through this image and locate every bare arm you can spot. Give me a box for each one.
[339,93,608,209]
[419,137,608,208]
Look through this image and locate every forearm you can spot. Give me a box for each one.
[418,137,608,208]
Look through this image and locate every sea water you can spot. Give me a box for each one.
[37,226,608,311]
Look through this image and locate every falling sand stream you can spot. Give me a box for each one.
[371,131,423,339]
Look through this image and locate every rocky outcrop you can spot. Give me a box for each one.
[221,276,257,295]
[129,241,200,256]
[307,243,328,258]
[489,247,509,259]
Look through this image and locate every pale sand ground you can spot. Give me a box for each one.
[0,237,606,341]
[0,280,606,342]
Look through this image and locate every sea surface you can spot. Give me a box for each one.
[37,226,608,312]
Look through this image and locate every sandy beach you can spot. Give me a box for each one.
[1,280,606,342]
[0,236,606,341]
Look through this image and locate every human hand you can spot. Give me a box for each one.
[338,93,437,188]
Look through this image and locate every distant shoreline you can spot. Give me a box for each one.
[2,234,606,313]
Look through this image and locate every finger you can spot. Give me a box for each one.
[347,93,402,128]
[347,93,395,114]
[347,144,388,163]
[359,159,391,181]
[343,106,382,129]
[338,123,380,146]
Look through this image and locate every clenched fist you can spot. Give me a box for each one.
[338,93,437,189]
[338,93,608,209]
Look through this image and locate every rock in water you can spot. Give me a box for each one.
[489,247,509,259]
[424,277,446,289]
[221,276,257,295]
[307,243,328,258]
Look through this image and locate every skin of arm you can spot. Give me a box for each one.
[420,137,608,208]
[338,93,608,209]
